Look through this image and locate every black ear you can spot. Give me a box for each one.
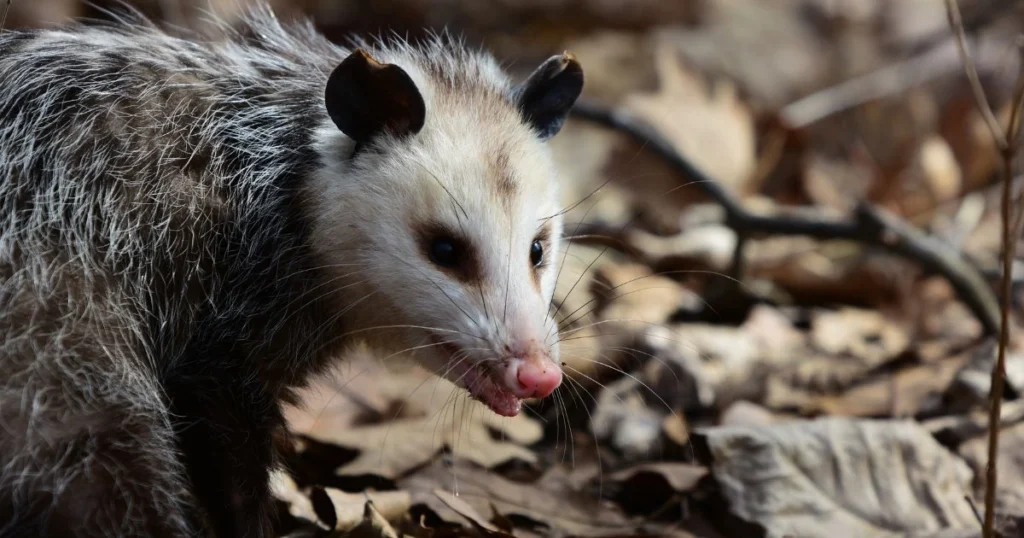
[325,48,426,144]
[515,52,584,141]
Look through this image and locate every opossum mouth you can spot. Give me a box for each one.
[431,338,522,417]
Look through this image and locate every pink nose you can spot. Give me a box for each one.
[508,359,562,399]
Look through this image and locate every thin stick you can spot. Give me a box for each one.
[984,65,1024,538]
[946,0,1008,150]
[946,1,1024,536]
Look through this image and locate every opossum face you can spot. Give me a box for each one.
[312,48,583,417]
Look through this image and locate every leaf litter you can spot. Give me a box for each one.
[265,0,1024,535]
[25,0,1024,536]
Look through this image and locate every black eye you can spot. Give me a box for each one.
[530,239,544,267]
[429,237,460,268]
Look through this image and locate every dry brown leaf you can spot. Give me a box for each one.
[431,490,511,536]
[945,337,1024,412]
[960,422,1024,536]
[607,462,707,493]
[559,31,658,104]
[626,225,737,272]
[354,501,403,538]
[765,352,969,418]
[602,462,709,518]
[553,243,633,379]
[319,489,412,534]
[270,470,330,531]
[645,305,806,410]
[591,262,694,328]
[780,307,912,392]
[319,487,415,532]
[400,459,637,537]
[269,471,410,534]
[754,243,917,310]
[590,374,667,458]
[693,417,978,537]
[654,0,831,110]
[916,136,963,205]
[287,353,542,479]
[623,44,756,193]
[811,307,910,362]
[719,400,787,427]
[802,154,876,213]
[551,121,634,230]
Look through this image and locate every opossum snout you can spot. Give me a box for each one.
[498,342,562,399]
[502,358,562,399]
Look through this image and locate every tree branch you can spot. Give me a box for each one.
[568,100,1001,335]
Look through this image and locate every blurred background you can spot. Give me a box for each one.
[8,1,1024,537]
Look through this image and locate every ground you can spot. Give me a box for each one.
[7,1,1024,536]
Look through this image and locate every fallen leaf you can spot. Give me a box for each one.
[432,489,511,536]
[802,154,875,213]
[315,489,412,533]
[343,500,404,538]
[916,136,962,205]
[626,225,738,273]
[655,0,831,110]
[591,262,695,330]
[559,31,658,104]
[646,306,806,411]
[693,417,979,537]
[959,422,1024,535]
[288,353,543,479]
[269,470,411,534]
[608,462,707,494]
[811,307,911,362]
[589,373,672,459]
[400,459,639,537]
[786,307,912,391]
[763,350,969,419]
[945,337,1024,412]
[718,401,786,427]
[924,400,1024,447]
[602,462,708,517]
[623,44,757,193]
[270,470,330,531]
[552,243,634,379]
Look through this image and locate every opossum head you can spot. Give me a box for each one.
[309,42,583,417]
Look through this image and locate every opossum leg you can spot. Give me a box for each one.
[0,356,196,538]
[166,371,279,538]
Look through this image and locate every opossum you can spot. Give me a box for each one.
[0,4,582,537]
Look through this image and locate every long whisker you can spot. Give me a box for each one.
[553,269,739,333]
[565,358,679,417]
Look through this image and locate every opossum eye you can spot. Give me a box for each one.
[429,237,461,268]
[418,225,479,281]
[530,240,544,267]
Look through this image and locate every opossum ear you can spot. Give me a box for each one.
[325,48,426,144]
[515,52,584,141]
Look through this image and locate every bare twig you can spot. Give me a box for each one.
[781,0,1016,128]
[946,0,1008,150]
[782,45,967,128]
[967,495,984,527]
[569,101,1002,335]
[945,1,1024,536]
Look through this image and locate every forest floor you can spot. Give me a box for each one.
[9,0,1024,536]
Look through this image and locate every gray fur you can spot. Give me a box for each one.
[0,5,530,537]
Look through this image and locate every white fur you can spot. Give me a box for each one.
[308,39,565,380]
